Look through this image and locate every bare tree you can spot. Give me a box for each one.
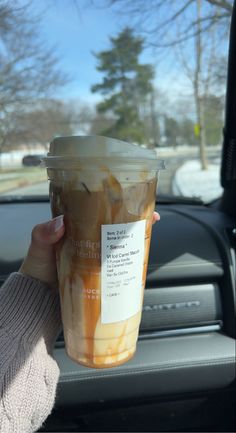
[93,0,232,46]
[7,100,76,150]
[194,0,208,169]
[175,0,211,168]
[5,99,96,149]
[0,0,67,160]
[172,0,226,168]
[90,0,232,168]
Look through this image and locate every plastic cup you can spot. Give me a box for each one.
[44,136,164,368]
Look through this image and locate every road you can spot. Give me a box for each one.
[2,181,49,196]
[157,149,221,196]
[2,149,221,197]
[3,157,182,196]
[157,155,186,196]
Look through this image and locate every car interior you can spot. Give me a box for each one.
[0,2,236,433]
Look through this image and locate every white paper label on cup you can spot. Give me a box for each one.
[101,220,146,324]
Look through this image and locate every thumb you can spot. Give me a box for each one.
[19,215,65,287]
[152,211,160,224]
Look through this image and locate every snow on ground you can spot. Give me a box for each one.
[173,160,223,202]
[155,145,221,158]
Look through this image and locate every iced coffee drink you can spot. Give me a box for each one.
[45,136,164,368]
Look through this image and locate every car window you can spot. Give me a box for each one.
[0,0,233,202]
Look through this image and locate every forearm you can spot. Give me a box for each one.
[0,273,61,433]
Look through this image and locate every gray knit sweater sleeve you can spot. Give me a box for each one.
[0,272,62,433]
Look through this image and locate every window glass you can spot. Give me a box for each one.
[0,0,232,202]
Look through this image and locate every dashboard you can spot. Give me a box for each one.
[0,199,235,432]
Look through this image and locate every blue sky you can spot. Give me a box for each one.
[30,1,133,101]
[36,1,120,100]
[26,0,228,119]
[28,0,191,107]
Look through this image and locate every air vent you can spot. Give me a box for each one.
[140,284,222,331]
[55,284,222,348]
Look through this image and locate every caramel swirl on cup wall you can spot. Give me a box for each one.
[52,172,156,368]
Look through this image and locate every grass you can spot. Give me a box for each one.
[0,167,47,194]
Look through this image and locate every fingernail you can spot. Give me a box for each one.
[49,215,64,233]
[153,211,160,221]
